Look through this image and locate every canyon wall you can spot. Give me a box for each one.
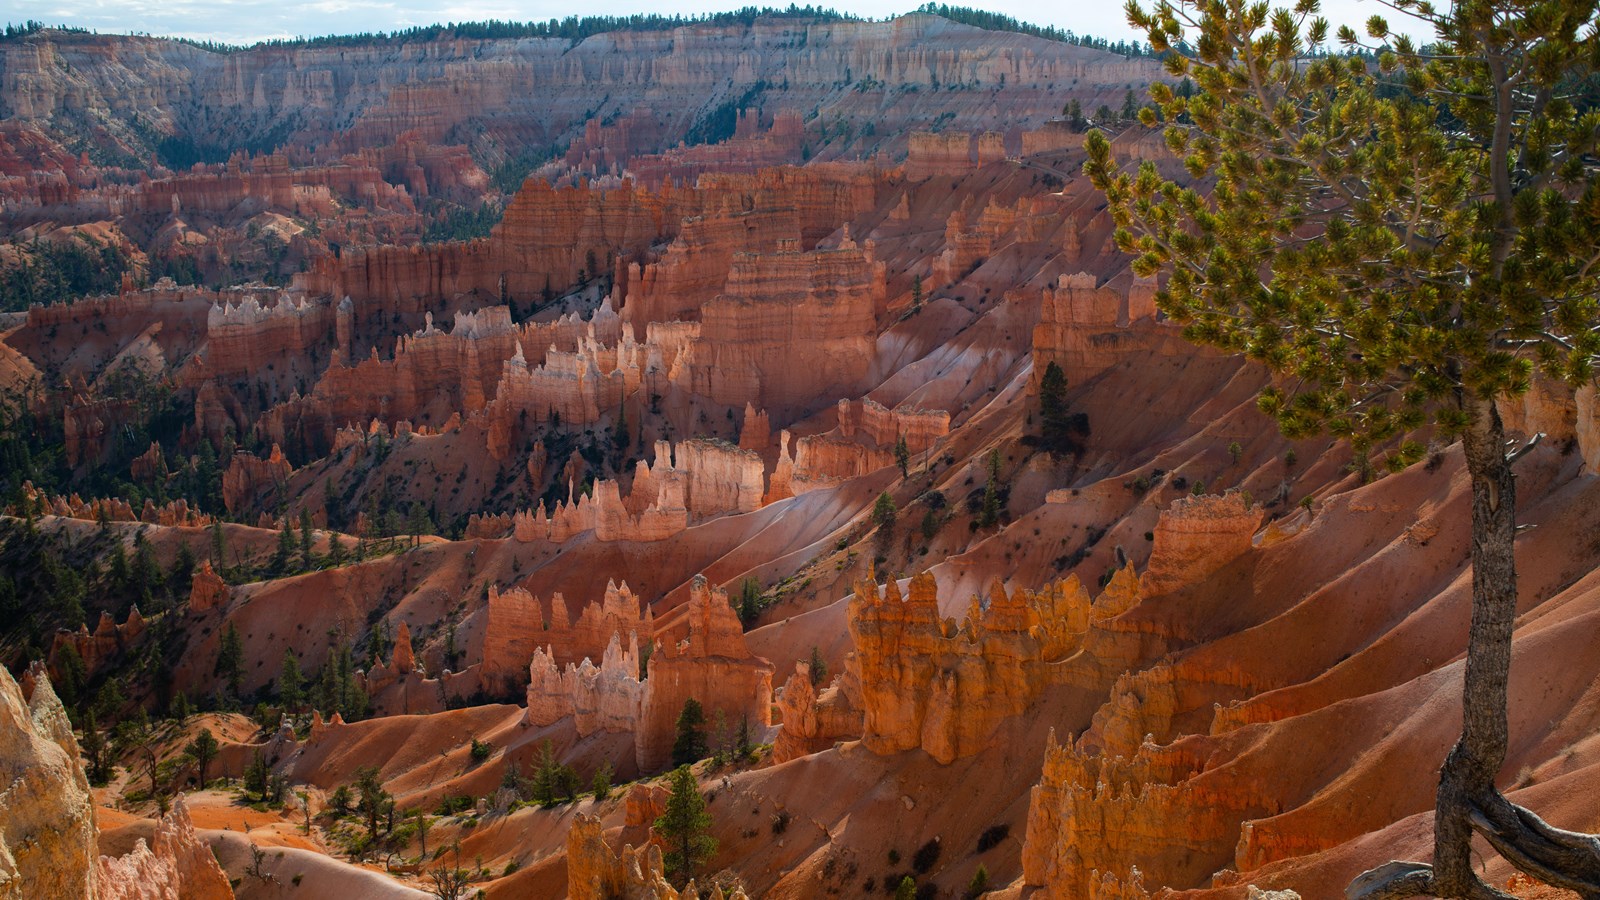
[685,237,884,418]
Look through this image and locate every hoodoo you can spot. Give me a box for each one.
[3,5,1597,899]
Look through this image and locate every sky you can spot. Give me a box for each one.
[8,0,1406,49]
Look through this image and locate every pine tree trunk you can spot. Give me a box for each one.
[1433,398,1518,898]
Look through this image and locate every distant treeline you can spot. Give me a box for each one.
[170,7,863,53]
[915,4,1154,56]
[4,6,1153,58]
[1,20,90,41]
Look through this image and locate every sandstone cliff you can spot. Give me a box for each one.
[0,665,98,900]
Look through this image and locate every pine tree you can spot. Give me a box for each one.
[278,648,305,711]
[215,622,244,700]
[735,577,763,628]
[354,765,389,846]
[272,520,294,574]
[655,765,716,885]
[967,864,989,898]
[209,520,226,567]
[671,698,708,767]
[53,643,87,714]
[894,433,910,478]
[977,450,1003,528]
[895,876,917,900]
[613,405,630,455]
[171,690,192,723]
[299,508,314,570]
[186,728,219,787]
[1098,0,1600,893]
[81,710,110,785]
[592,761,612,801]
[873,491,897,535]
[735,717,752,760]
[809,646,828,687]
[530,739,559,806]
[1038,361,1088,455]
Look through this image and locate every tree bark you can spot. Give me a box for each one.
[1433,397,1519,899]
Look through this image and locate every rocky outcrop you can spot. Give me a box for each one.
[0,665,98,900]
[1138,492,1265,598]
[188,560,228,613]
[475,436,767,544]
[673,438,765,519]
[482,580,654,696]
[849,573,1095,764]
[391,620,416,675]
[685,237,884,419]
[95,796,234,900]
[220,444,293,514]
[49,607,147,682]
[635,576,775,771]
[526,632,647,735]
[1020,734,1267,897]
[773,660,865,764]
[524,577,773,772]
[10,483,212,528]
[1031,271,1160,388]
[567,812,749,900]
[905,131,975,180]
[204,293,335,382]
[835,397,950,455]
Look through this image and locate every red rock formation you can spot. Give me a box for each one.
[188,560,228,613]
[1031,271,1160,388]
[50,607,147,681]
[392,620,416,675]
[1137,492,1265,598]
[481,580,654,695]
[567,811,750,899]
[849,573,1093,763]
[835,397,950,455]
[738,403,771,451]
[636,576,774,772]
[905,131,975,180]
[521,576,771,772]
[96,795,235,900]
[12,483,211,527]
[203,293,336,383]
[773,660,864,764]
[221,444,293,513]
[684,239,884,418]
[789,433,894,492]
[624,109,805,185]
[673,438,765,519]
[1021,734,1261,896]
[525,632,646,735]
[1022,121,1088,156]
